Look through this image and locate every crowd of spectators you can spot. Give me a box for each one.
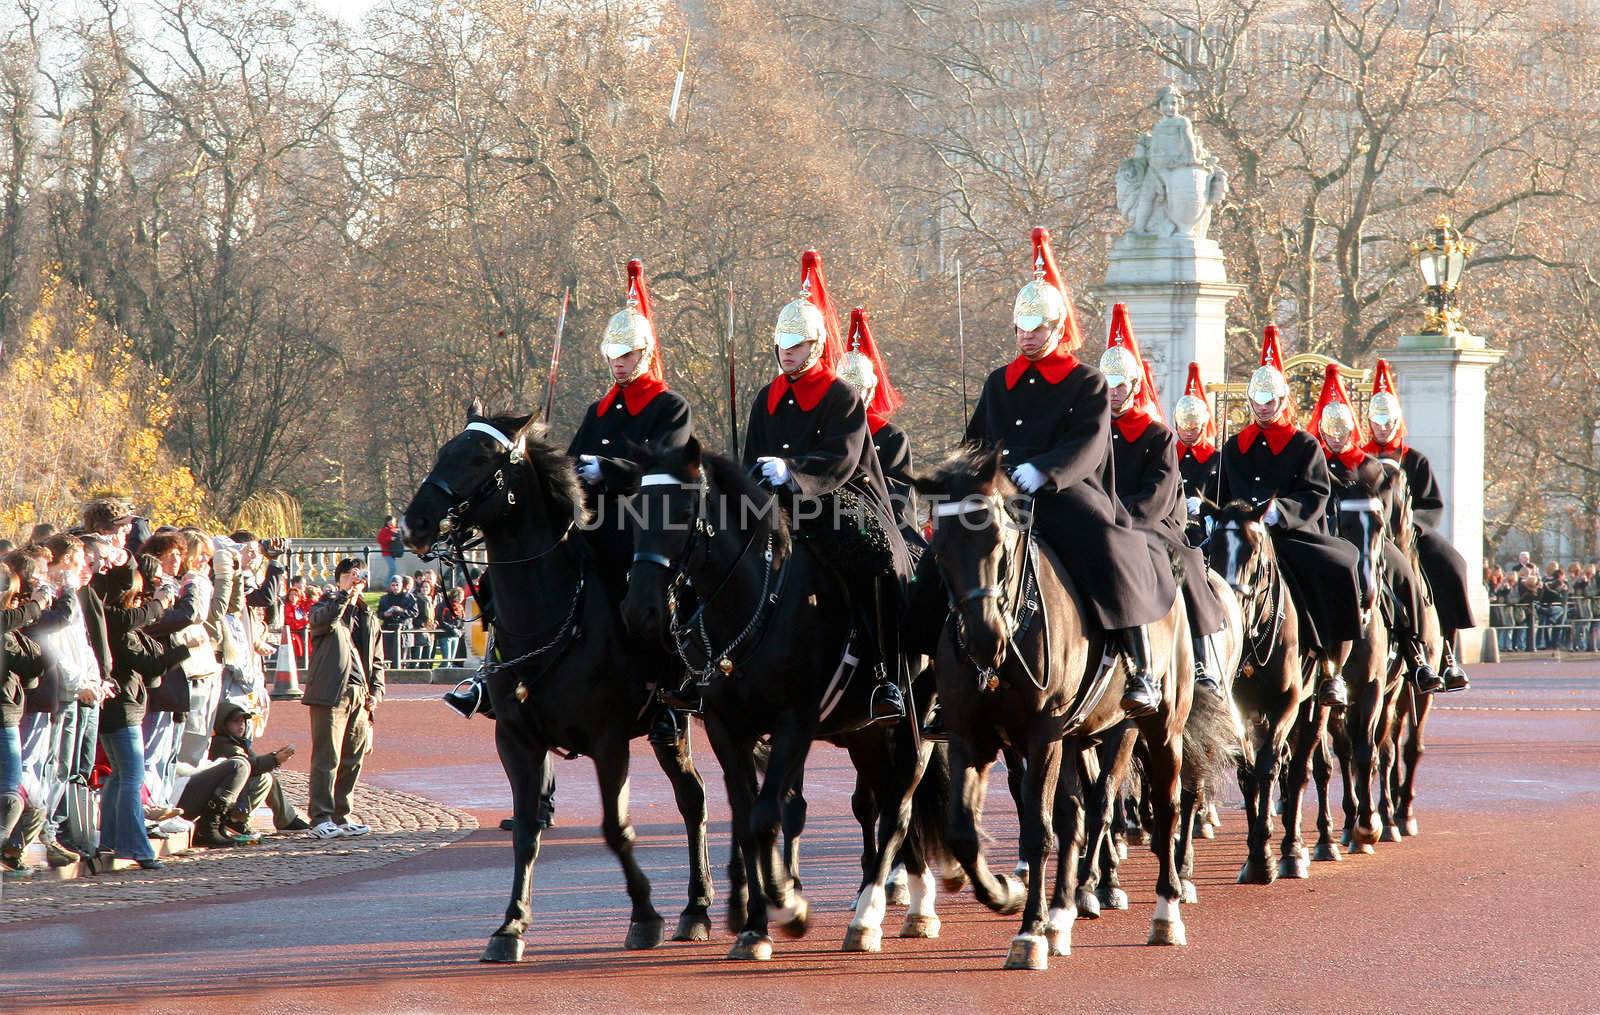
[1485,552,1600,651]
[0,500,386,878]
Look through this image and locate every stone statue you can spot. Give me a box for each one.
[1116,86,1229,240]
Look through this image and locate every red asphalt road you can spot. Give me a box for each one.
[5,660,1599,1013]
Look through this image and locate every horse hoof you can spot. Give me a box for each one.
[1148,918,1187,946]
[625,916,665,950]
[1403,817,1420,836]
[1238,858,1276,885]
[672,910,711,943]
[1354,823,1381,847]
[1340,829,1354,850]
[900,914,941,939]
[1099,886,1129,911]
[1313,841,1343,862]
[1075,887,1102,919]
[770,895,810,939]
[940,865,969,893]
[1204,803,1222,828]
[1199,821,1216,840]
[1355,841,1375,855]
[727,931,773,961]
[887,881,910,907]
[1003,933,1049,971]
[1381,824,1404,844]
[1278,853,1310,880]
[998,876,1027,915]
[1045,907,1074,956]
[1181,879,1198,905]
[842,924,883,953]
[480,934,525,963]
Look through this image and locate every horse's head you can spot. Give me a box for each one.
[1207,500,1274,600]
[620,437,702,640]
[1332,476,1386,613]
[912,445,1019,672]
[401,399,579,553]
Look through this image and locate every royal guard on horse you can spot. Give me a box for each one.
[837,307,921,546]
[1215,325,1364,707]
[1309,364,1442,694]
[741,250,913,723]
[1173,362,1220,547]
[1363,360,1474,692]
[961,227,1176,717]
[1099,305,1227,695]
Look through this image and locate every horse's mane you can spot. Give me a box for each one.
[699,450,792,565]
[486,414,590,529]
[926,444,1017,497]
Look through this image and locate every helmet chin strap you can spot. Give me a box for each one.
[1031,319,1065,359]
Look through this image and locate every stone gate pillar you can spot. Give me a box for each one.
[1384,331,1505,663]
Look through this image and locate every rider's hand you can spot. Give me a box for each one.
[578,455,602,486]
[1186,495,1202,517]
[1263,501,1282,527]
[1010,463,1046,494]
[757,457,792,488]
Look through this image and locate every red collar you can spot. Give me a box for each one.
[1362,437,1408,458]
[1236,417,1298,455]
[767,365,835,414]
[868,411,889,434]
[1181,439,1216,465]
[1325,443,1368,472]
[1004,345,1079,389]
[1113,407,1157,443]
[595,375,666,417]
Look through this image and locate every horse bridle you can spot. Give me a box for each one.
[1223,516,1284,670]
[421,421,573,568]
[933,494,1048,692]
[1332,494,1387,614]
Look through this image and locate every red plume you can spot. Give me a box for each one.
[1311,362,1365,467]
[800,249,843,371]
[1106,304,1161,420]
[1141,360,1166,424]
[1030,226,1083,351]
[1181,362,1218,447]
[626,258,664,381]
[847,307,903,427]
[1259,323,1286,372]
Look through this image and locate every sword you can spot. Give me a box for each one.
[542,288,570,425]
[956,258,969,424]
[1212,387,1228,508]
[726,281,740,460]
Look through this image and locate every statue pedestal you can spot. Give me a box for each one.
[1095,233,1241,408]
[1385,332,1505,664]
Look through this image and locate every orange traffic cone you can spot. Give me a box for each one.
[269,632,303,700]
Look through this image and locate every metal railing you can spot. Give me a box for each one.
[1485,594,1600,652]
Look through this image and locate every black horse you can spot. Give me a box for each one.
[1207,500,1324,883]
[621,438,947,960]
[400,404,714,962]
[912,448,1218,970]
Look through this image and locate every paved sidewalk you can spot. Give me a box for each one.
[0,771,476,923]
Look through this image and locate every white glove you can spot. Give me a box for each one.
[1186,496,1202,517]
[758,456,792,488]
[1011,463,1046,494]
[1263,501,1282,527]
[578,454,602,485]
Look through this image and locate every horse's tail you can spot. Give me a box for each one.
[906,742,954,871]
[1183,688,1241,796]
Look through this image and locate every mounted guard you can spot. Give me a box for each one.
[1363,360,1474,692]
[962,227,1175,718]
[838,306,920,545]
[1215,325,1363,707]
[1100,304,1227,695]
[1173,362,1220,547]
[741,250,912,723]
[1310,364,1442,694]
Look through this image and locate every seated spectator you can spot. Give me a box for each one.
[207,701,308,837]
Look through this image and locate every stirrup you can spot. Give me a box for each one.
[443,676,490,719]
[869,681,906,725]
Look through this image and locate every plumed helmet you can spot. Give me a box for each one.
[1013,227,1070,333]
[1366,359,1405,436]
[1318,401,1357,449]
[1174,393,1210,432]
[601,259,656,361]
[837,345,877,399]
[1247,324,1289,405]
[1311,362,1364,454]
[1099,345,1140,389]
[773,250,842,375]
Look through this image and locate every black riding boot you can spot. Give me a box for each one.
[1405,637,1444,694]
[1316,655,1349,708]
[443,674,494,719]
[1192,635,1222,697]
[1439,640,1469,692]
[649,707,689,747]
[869,668,907,725]
[1116,626,1160,718]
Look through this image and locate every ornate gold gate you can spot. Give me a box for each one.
[1207,353,1370,440]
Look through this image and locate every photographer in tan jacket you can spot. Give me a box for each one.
[301,558,384,840]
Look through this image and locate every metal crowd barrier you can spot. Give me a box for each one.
[1485,594,1600,653]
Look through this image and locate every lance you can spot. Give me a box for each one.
[726,281,740,460]
[668,31,690,126]
[956,258,969,423]
[1211,383,1228,508]
[542,288,570,425]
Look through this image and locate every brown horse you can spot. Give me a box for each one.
[913,448,1215,969]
